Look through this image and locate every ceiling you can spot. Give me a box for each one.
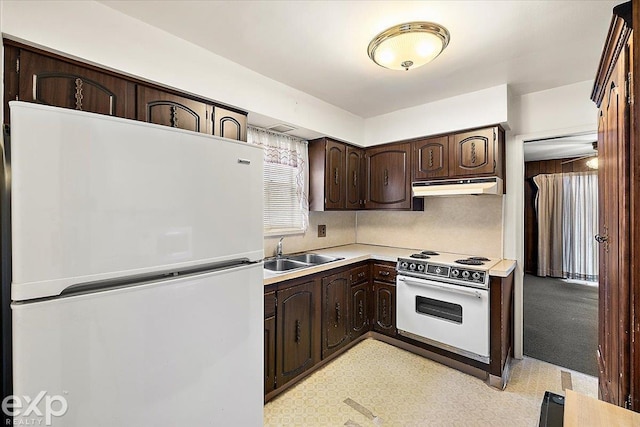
[524,133,597,162]
[100,1,618,119]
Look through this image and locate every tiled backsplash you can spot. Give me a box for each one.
[263,196,503,258]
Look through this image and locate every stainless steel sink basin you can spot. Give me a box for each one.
[263,258,311,272]
[285,253,343,265]
[263,253,344,273]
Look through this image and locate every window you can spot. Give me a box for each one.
[247,126,309,235]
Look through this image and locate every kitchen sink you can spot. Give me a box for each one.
[264,253,344,272]
[285,253,343,265]
[263,258,310,272]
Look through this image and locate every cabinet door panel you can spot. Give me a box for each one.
[264,316,276,394]
[373,282,396,336]
[325,141,346,209]
[450,128,496,176]
[276,281,318,387]
[322,272,350,358]
[137,86,209,133]
[413,136,449,179]
[213,106,247,141]
[18,50,135,119]
[346,147,364,209]
[365,143,411,209]
[351,283,369,339]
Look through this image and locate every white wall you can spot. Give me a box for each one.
[0,0,364,144]
[363,85,509,146]
[505,79,598,359]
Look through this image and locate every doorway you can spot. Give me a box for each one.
[522,133,599,376]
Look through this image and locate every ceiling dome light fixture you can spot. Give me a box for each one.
[368,21,450,71]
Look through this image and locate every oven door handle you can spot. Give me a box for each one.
[398,277,483,299]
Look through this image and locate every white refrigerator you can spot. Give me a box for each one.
[8,101,264,426]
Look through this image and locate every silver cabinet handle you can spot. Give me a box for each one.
[595,234,608,243]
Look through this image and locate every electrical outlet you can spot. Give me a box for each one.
[318,224,327,237]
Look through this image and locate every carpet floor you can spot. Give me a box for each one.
[523,274,598,376]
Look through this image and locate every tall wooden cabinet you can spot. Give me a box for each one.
[590,0,640,410]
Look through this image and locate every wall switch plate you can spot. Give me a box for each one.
[318,224,326,237]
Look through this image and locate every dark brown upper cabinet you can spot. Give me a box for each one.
[412,136,450,180]
[309,138,354,210]
[4,41,247,140]
[346,146,365,209]
[364,143,412,210]
[137,85,210,134]
[450,126,504,178]
[213,106,247,141]
[10,48,136,121]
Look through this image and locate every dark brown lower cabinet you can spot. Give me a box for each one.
[275,280,320,389]
[265,260,513,402]
[264,316,276,394]
[351,282,369,339]
[321,272,350,359]
[373,281,396,336]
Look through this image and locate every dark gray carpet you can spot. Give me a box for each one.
[523,274,598,376]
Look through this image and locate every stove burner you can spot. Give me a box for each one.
[421,250,440,256]
[468,256,490,261]
[455,259,485,266]
[410,253,430,259]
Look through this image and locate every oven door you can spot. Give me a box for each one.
[396,274,490,362]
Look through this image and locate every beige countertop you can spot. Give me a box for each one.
[263,244,516,285]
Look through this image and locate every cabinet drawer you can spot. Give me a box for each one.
[264,291,276,319]
[349,265,369,285]
[372,263,396,283]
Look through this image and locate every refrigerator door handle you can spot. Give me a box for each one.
[53,258,256,300]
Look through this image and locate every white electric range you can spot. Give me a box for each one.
[395,249,501,363]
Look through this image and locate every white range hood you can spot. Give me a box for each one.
[412,177,503,197]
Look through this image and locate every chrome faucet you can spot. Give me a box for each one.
[276,237,284,258]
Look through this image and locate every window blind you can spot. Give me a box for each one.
[247,126,309,235]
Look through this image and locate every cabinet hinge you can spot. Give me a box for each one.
[626,72,633,105]
[625,394,632,409]
[16,58,19,73]
[493,128,496,142]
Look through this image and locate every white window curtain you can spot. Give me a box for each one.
[533,171,598,281]
[562,171,599,281]
[247,126,309,235]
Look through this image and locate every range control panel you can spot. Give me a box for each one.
[396,258,488,288]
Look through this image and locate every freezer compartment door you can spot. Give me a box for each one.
[12,263,263,426]
[10,102,263,300]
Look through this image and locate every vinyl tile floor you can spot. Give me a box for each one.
[264,338,597,426]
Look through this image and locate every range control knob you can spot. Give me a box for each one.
[461,270,470,279]
[409,263,417,271]
[451,269,460,277]
[435,267,442,274]
[472,272,481,280]
[400,261,408,269]
[417,264,425,272]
